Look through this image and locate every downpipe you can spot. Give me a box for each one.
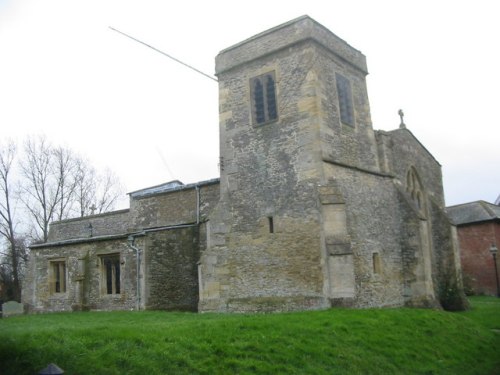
[127,235,142,311]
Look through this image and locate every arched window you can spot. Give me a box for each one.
[335,73,354,126]
[250,71,278,125]
[406,167,426,216]
[100,254,121,295]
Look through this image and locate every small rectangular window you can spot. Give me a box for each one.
[50,260,66,294]
[372,253,381,274]
[250,71,278,125]
[335,73,354,126]
[100,254,121,295]
[268,217,274,234]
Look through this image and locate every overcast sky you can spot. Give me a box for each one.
[1,0,499,208]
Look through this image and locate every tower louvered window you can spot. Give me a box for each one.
[251,71,278,125]
[335,73,354,126]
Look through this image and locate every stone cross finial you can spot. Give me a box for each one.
[89,204,97,215]
[398,109,406,129]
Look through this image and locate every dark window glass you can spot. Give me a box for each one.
[251,71,278,125]
[254,79,265,124]
[55,263,61,293]
[335,73,354,126]
[266,76,277,121]
[115,261,121,294]
[101,254,121,295]
[51,261,66,294]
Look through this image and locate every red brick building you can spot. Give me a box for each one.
[447,201,500,296]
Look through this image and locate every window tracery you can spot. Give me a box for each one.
[250,71,278,125]
[406,167,426,216]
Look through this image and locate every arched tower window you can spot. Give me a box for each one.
[250,71,278,125]
[335,73,354,126]
[406,167,426,216]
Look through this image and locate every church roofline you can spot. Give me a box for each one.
[128,180,185,197]
[30,222,202,249]
[446,200,500,226]
[382,127,442,167]
[30,233,131,249]
[49,208,130,226]
[215,15,367,75]
[129,177,220,199]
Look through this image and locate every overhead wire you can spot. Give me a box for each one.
[109,26,218,82]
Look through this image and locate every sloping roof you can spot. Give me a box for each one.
[385,128,441,167]
[128,178,220,199]
[446,200,500,226]
[128,180,185,198]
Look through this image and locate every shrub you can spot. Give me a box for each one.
[439,273,470,311]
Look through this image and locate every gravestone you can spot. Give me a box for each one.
[2,301,24,317]
[38,363,64,374]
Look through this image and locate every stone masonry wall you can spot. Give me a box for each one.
[201,37,334,312]
[129,182,219,230]
[200,16,392,312]
[198,182,220,221]
[130,189,197,229]
[324,164,405,308]
[429,200,466,307]
[46,182,220,244]
[25,181,220,313]
[397,188,438,307]
[144,226,200,311]
[216,16,367,77]
[315,46,380,173]
[23,237,138,313]
[47,209,130,242]
[385,129,445,207]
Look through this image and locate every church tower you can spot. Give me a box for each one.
[198,15,461,312]
[199,16,383,312]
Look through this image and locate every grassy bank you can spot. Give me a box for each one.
[1,297,498,374]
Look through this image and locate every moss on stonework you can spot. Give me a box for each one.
[438,274,470,312]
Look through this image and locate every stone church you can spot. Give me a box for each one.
[22,16,464,313]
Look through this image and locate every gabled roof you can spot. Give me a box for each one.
[446,200,500,226]
[385,128,441,167]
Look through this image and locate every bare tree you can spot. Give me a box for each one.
[53,146,79,221]
[0,141,22,301]
[0,236,28,302]
[18,136,77,242]
[0,136,124,300]
[74,157,97,217]
[95,168,124,215]
[73,160,124,217]
[17,135,124,240]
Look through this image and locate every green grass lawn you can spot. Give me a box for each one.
[1,297,499,375]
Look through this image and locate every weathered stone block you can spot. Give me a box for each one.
[2,301,24,317]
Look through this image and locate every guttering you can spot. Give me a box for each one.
[30,233,130,249]
[127,233,144,311]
